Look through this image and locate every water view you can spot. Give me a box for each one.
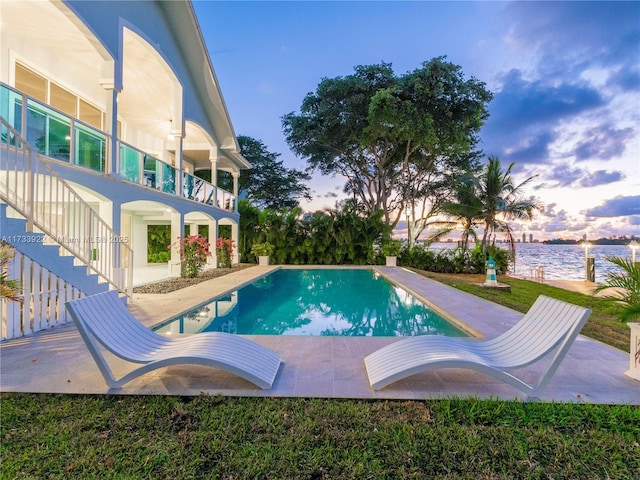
[432,242,632,283]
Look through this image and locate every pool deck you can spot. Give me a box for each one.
[1,266,638,404]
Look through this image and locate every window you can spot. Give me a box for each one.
[80,99,101,129]
[15,64,47,102]
[50,83,77,117]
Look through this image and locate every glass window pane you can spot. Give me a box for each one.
[15,64,47,103]
[183,172,195,200]
[48,117,71,161]
[75,127,105,172]
[1,85,23,134]
[143,155,158,189]
[25,106,47,154]
[161,162,176,194]
[119,144,140,183]
[50,83,77,117]
[79,99,102,129]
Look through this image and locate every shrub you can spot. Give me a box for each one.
[381,239,402,257]
[251,242,275,258]
[216,238,235,269]
[169,235,211,278]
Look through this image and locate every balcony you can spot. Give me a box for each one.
[1,83,236,212]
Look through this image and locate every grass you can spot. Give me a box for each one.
[1,394,639,479]
[410,269,631,352]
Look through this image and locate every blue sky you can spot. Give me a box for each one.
[194,1,640,241]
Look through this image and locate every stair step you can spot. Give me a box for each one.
[0,209,109,295]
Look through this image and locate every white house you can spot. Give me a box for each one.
[0,0,249,338]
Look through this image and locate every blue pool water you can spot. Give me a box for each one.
[154,269,467,337]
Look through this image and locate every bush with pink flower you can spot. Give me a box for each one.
[216,238,235,268]
[168,235,211,278]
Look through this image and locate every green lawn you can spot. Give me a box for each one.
[1,394,639,479]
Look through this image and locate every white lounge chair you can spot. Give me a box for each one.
[66,291,282,389]
[364,295,591,397]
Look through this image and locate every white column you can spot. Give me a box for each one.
[168,211,184,277]
[99,60,119,176]
[232,171,240,212]
[209,147,218,187]
[231,221,240,264]
[210,153,218,208]
[213,220,220,268]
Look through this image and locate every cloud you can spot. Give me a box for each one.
[489,69,605,131]
[481,2,639,167]
[536,163,625,189]
[538,164,586,188]
[323,192,338,199]
[504,2,640,74]
[585,195,640,217]
[481,70,605,164]
[607,65,640,92]
[578,170,625,188]
[542,209,577,233]
[574,125,635,161]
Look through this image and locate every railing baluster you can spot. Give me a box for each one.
[0,116,133,297]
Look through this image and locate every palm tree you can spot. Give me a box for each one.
[479,156,540,255]
[0,243,22,302]
[440,174,483,254]
[595,256,640,323]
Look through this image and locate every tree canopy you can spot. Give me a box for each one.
[282,57,493,242]
[235,135,311,210]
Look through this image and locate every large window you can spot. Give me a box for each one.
[15,63,47,102]
[15,63,111,131]
[50,83,77,117]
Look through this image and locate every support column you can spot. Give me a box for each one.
[232,171,240,212]
[171,119,184,197]
[213,220,220,268]
[168,210,184,277]
[100,59,119,176]
[231,221,239,264]
[210,151,218,208]
[209,147,219,187]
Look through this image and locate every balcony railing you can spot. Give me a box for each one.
[1,83,236,211]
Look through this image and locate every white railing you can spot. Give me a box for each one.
[1,117,133,296]
[1,249,82,340]
[2,83,237,212]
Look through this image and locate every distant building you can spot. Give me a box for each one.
[529,234,533,243]
[522,233,526,243]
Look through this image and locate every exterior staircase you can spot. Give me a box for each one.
[1,203,108,296]
[1,116,133,339]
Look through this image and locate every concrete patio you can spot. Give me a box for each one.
[1,266,638,404]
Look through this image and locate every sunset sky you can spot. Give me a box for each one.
[194,1,639,241]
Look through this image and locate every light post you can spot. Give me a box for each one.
[629,240,639,264]
[582,242,594,282]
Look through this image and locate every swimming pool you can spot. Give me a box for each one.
[154,268,467,337]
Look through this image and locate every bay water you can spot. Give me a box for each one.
[431,243,633,283]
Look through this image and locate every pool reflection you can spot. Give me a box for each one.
[154,269,466,337]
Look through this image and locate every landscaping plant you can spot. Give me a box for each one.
[169,235,211,278]
[216,238,235,269]
[595,255,640,323]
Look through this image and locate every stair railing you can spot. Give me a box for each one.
[0,116,133,296]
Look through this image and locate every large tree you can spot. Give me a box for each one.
[236,136,311,210]
[282,57,492,242]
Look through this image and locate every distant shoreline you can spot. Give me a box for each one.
[542,238,638,246]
